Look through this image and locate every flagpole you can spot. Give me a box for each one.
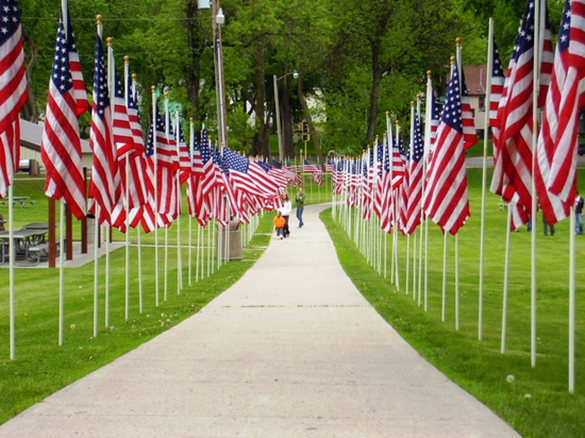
[93,16,102,336]
[58,202,66,345]
[164,94,170,301]
[385,112,393,284]
[530,0,541,369]
[175,104,182,294]
[152,86,160,307]
[394,121,400,291]
[188,119,194,286]
[478,18,494,341]
[441,230,447,322]
[455,43,463,332]
[422,72,432,312]
[501,205,512,353]
[8,184,15,358]
[130,73,143,313]
[104,37,114,324]
[416,96,423,307]
[123,55,131,320]
[406,102,415,296]
[569,207,575,392]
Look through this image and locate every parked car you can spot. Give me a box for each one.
[579,143,585,156]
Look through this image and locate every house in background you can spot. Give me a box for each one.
[446,64,488,137]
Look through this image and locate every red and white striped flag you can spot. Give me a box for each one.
[0,0,27,199]
[541,0,585,220]
[491,0,553,229]
[404,114,424,235]
[424,60,469,235]
[535,0,574,225]
[41,8,88,220]
[88,35,121,226]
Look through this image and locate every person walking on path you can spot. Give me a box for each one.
[277,193,292,238]
[273,211,285,239]
[295,188,305,228]
[575,191,584,235]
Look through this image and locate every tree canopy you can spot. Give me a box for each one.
[19,0,559,157]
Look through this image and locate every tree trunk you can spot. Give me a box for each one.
[366,44,383,140]
[281,79,294,159]
[21,27,37,122]
[251,39,268,157]
[297,71,324,171]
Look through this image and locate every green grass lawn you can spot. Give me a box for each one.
[0,182,274,424]
[322,167,585,438]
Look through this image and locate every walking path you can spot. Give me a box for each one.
[0,204,520,437]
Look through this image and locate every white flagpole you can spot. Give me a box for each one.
[93,17,102,335]
[175,104,182,294]
[385,113,394,284]
[406,102,415,296]
[569,207,575,392]
[501,205,512,353]
[59,2,69,341]
[8,185,15,358]
[422,71,432,312]
[478,17,495,341]
[455,40,464,333]
[416,96,422,307]
[123,55,131,320]
[413,229,418,302]
[530,0,542,369]
[188,119,194,286]
[441,231,447,322]
[164,94,170,301]
[394,121,400,291]
[152,86,160,307]
[58,202,66,345]
[455,232,460,330]
[131,74,143,313]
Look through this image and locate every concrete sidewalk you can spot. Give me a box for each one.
[0,204,520,437]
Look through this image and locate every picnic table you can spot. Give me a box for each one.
[0,196,35,208]
[0,228,50,265]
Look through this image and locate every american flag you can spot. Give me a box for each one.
[380,133,394,233]
[41,9,88,220]
[148,109,178,224]
[109,65,148,230]
[326,158,335,172]
[0,0,27,199]
[541,0,585,217]
[404,114,424,235]
[88,34,121,226]
[373,137,385,218]
[424,58,470,235]
[460,67,478,150]
[186,128,201,218]
[175,119,191,184]
[303,158,319,173]
[491,0,554,228]
[391,128,405,188]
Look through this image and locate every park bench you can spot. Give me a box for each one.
[27,241,61,265]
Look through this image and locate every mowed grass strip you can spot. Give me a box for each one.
[321,167,585,438]
[0,193,274,425]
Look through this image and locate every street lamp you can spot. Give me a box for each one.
[274,70,298,161]
[213,2,227,147]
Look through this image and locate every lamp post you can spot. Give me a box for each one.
[274,70,298,162]
[213,2,227,147]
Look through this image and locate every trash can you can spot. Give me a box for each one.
[216,220,242,261]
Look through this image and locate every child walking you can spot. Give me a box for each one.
[274,211,286,240]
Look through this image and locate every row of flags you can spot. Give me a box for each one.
[333,0,584,238]
[2,1,320,232]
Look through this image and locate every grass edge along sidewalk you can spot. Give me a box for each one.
[0,213,274,425]
[320,206,585,438]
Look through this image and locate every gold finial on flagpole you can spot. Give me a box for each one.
[132,73,137,82]
[124,55,129,64]
[106,37,113,47]
[450,56,455,64]
[385,111,389,117]
[96,15,102,24]
[151,85,155,93]
[411,101,414,107]
[427,70,432,78]
[456,37,461,46]
[416,93,420,100]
